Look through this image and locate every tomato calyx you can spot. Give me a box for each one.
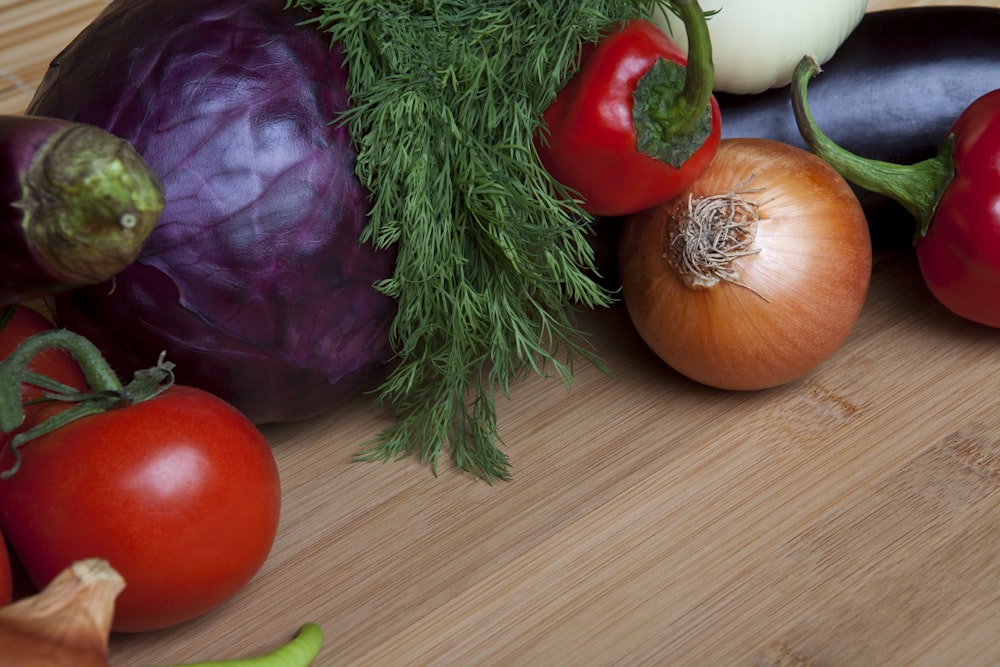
[0,329,175,479]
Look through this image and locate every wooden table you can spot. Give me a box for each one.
[3,1,1000,665]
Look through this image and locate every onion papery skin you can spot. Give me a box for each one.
[618,138,872,391]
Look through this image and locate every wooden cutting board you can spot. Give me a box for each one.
[3,1,1000,665]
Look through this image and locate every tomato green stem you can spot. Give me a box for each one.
[790,55,955,240]
[152,623,324,667]
[0,329,174,479]
[0,329,121,428]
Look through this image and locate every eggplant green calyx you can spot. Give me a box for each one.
[153,622,324,667]
[790,55,955,240]
[634,0,715,167]
[0,329,175,479]
[17,123,164,284]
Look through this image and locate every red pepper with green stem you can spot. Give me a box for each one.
[536,0,720,217]
[792,55,1000,328]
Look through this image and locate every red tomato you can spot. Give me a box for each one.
[0,384,281,632]
[0,530,11,606]
[0,303,82,608]
[0,303,88,480]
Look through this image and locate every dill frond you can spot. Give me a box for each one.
[289,0,674,480]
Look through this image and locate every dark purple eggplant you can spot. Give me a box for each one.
[715,5,1000,244]
[0,114,162,305]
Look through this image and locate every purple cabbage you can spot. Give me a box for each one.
[27,0,397,424]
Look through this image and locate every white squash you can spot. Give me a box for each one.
[655,0,869,94]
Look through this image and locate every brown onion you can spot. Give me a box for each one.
[0,558,123,667]
[618,138,871,390]
[0,556,323,665]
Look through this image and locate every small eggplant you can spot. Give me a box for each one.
[715,5,1000,244]
[1,115,163,305]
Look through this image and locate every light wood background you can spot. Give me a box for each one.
[3,1,1000,665]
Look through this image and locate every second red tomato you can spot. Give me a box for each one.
[0,384,281,632]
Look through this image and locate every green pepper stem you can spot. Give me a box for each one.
[790,55,955,240]
[667,0,715,137]
[633,0,715,167]
[152,623,324,667]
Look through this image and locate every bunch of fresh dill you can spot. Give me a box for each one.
[289,0,674,480]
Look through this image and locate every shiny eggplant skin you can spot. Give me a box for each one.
[715,6,1000,243]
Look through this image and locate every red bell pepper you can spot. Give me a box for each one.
[536,1,721,218]
[792,55,1000,328]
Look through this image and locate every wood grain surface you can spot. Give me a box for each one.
[3,1,1000,665]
